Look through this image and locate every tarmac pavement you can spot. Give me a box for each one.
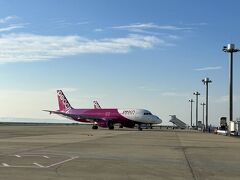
[0,125,239,180]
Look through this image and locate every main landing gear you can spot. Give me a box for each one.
[108,120,114,130]
[108,125,114,130]
[92,125,98,129]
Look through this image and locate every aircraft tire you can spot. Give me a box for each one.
[108,120,114,130]
[138,124,143,131]
[92,125,98,129]
[109,125,114,130]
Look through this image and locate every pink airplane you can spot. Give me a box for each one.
[44,90,162,130]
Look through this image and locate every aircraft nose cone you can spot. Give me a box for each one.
[155,116,162,123]
[158,118,162,124]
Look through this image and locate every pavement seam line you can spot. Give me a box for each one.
[175,132,197,180]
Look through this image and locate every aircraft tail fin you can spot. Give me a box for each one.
[57,90,73,111]
[93,100,101,109]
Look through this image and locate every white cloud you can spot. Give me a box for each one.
[0,33,161,63]
[167,35,180,40]
[112,23,192,31]
[0,16,18,24]
[94,28,103,32]
[187,22,208,26]
[0,16,26,33]
[0,24,25,32]
[50,19,90,28]
[112,23,191,43]
[77,21,89,25]
[124,28,162,36]
[113,23,154,29]
[194,66,222,71]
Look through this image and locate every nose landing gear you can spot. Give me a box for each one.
[138,124,142,131]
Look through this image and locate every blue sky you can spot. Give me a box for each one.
[0,0,240,125]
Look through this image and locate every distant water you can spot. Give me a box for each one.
[0,117,80,124]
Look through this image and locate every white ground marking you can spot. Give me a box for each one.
[46,156,79,168]
[2,165,38,168]
[0,154,79,168]
[2,163,9,167]
[33,163,44,168]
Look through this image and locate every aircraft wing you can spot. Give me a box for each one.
[43,110,104,122]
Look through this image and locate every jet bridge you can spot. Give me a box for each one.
[169,115,187,129]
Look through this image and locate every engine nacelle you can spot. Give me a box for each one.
[97,119,114,129]
[97,120,108,128]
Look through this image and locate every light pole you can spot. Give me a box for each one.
[200,102,206,129]
[202,77,212,131]
[223,44,240,122]
[193,91,200,129]
[189,99,194,127]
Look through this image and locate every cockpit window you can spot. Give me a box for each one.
[144,112,152,115]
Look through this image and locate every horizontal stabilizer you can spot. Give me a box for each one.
[43,110,104,122]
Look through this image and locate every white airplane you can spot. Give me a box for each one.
[92,100,159,129]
